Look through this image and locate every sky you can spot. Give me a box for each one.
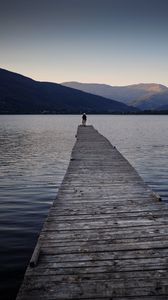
[0,0,168,86]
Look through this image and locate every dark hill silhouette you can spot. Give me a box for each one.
[0,68,138,114]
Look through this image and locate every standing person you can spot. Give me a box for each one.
[82,113,87,126]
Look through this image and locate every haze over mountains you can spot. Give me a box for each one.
[0,68,137,114]
[62,82,168,111]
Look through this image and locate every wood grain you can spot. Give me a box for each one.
[16,125,168,300]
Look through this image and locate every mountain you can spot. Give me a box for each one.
[0,68,138,114]
[62,82,168,110]
[135,91,168,110]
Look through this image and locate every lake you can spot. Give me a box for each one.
[0,115,168,299]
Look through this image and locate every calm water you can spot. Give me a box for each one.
[0,115,168,299]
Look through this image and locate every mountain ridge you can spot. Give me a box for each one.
[0,68,137,114]
[62,81,168,110]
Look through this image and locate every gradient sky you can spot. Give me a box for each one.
[0,0,168,86]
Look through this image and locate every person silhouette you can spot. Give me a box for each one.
[82,113,87,126]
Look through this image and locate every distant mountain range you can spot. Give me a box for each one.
[62,82,168,110]
[0,68,137,114]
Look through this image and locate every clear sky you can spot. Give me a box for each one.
[0,0,168,86]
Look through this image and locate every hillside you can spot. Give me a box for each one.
[0,68,137,114]
[62,82,168,110]
[135,91,168,110]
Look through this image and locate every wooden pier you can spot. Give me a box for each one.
[17,125,168,299]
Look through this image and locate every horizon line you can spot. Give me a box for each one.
[1,66,168,88]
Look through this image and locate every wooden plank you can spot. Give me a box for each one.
[43,219,168,231]
[16,278,168,299]
[25,269,168,281]
[16,125,168,300]
[40,226,168,244]
[39,240,168,254]
[40,236,168,248]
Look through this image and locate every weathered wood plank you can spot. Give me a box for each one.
[39,258,168,272]
[16,125,168,300]
[39,240,168,254]
[16,278,168,299]
[40,236,168,248]
[25,269,168,282]
[40,226,168,244]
